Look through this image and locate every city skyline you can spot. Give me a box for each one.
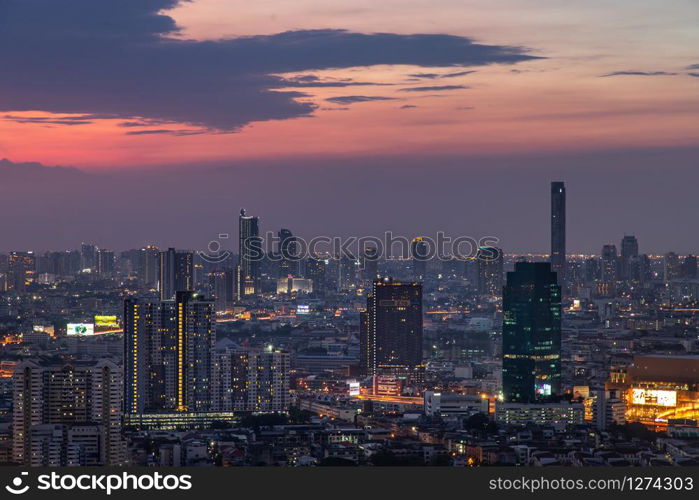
[3,0,699,476]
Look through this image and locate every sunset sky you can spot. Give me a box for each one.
[1,0,698,252]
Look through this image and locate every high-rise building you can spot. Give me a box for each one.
[96,248,115,277]
[37,251,73,278]
[159,248,194,300]
[620,235,639,281]
[338,254,357,291]
[139,245,160,287]
[124,291,216,414]
[411,237,428,281]
[550,182,566,283]
[664,252,682,283]
[7,251,35,291]
[80,243,97,271]
[601,244,618,283]
[208,269,234,313]
[360,278,423,378]
[12,359,124,466]
[502,262,561,403]
[237,209,261,299]
[477,246,503,296]
[211,342,291,412]
[305,257,326,295]
[277,228,300,278]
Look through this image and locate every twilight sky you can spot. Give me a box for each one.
[1,0,698,253]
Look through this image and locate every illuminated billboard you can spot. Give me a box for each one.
[67,323,95,336]
[94,315,118,328]
[631,388,677,407]
[535,383,552,396]
[296,305,310,315]
[348,381,360,396]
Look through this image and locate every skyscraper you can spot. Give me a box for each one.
[208,269,234,313]
[13,359,125,466]
[620,235,639,281]
[96,248,115,277]
[80,243,97,271]
[277,228,300,277]
[124,291,215,414]
[7,251,35,291]
[211,342,291,412]
[237,209,261,299]
[601,244,618,283]
[139,245,160,287]
[477,246,503,296]
[305,257,327,295]
[360,278,423,378]
[338,254,357,291]
[664,252,682,283]
[550,181,566,284]
[502,262,561,403]
[159,248,194,300]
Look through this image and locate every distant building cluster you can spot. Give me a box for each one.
[0,189,698,466]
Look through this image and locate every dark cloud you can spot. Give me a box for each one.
[400,105,418,109]
[688,73,699,78]
[687,64,699,70]
[325,96,396,104]
[600,71,678,77]
[0,0,538,131]
[399,85,469,92]
[2,114,94,126]
[407,70,476,79]
[277,75,391,87]
[124,129,206,136]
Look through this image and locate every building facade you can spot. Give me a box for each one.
[502,262,561,403]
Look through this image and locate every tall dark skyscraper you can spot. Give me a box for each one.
[159,248,194,300]
[502,262,561,403]
[237,208,261,299]
[601,244,618,282]
[277,228,299,278]
[620,235,639,280]
[550,181,566,283]
[96,248,115,277]
[360,278,423,378]
[124,291,215,414]
[139,245,160,287]
[477,246,503,296]
[304,257,326,295]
